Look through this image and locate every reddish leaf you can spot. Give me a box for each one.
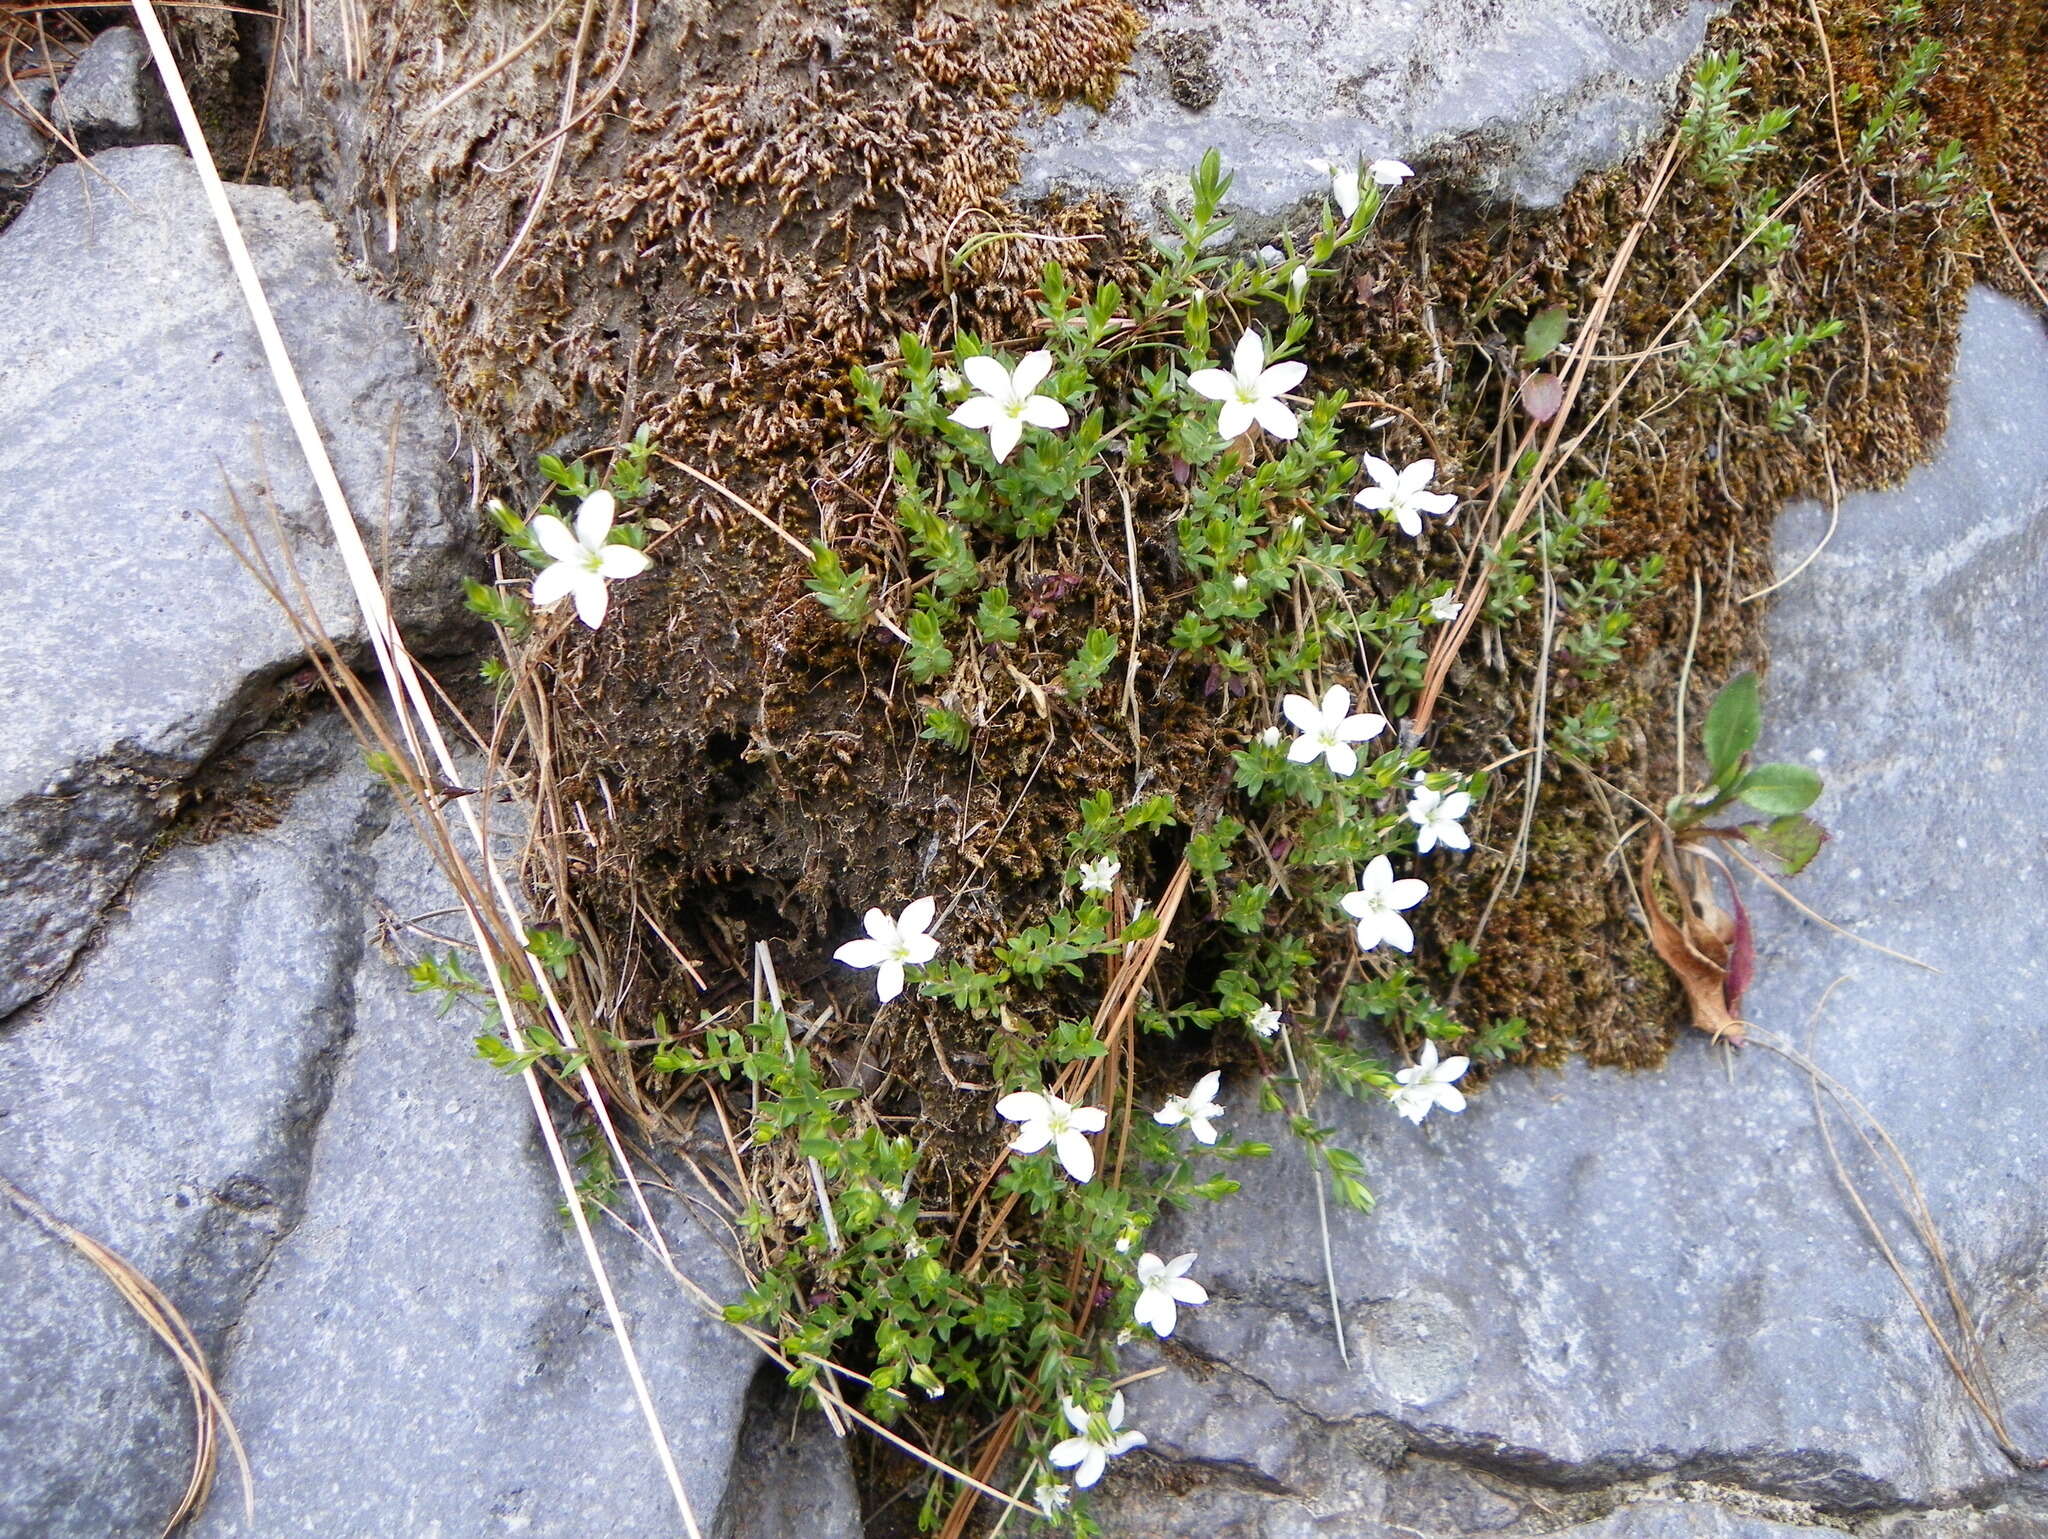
[1521,372,1564,422]
[1724,884,1755,1013]
[1640,843,1746,1045]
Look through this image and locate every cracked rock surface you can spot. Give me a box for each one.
[1019,0,1721,216]
[0,716,808,1537]
[1092,288,2048,1535]
[0,143,853,1536]
[0,145,469,1021]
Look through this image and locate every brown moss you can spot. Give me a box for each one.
[267,0,2048,1085]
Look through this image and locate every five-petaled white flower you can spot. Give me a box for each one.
[1076,855,1121,894]
[1188,331,1308,442]
[1154,1070,1224,1145]
[1049,1393,1146,1489]
[1369,157,1414,187]
[1248,1003,1283,1039]
[1339,855,1429,953]
[1307,156,1362,219]
[1356,455,1458,538]
[1391,1039,1469,1123]
[1407,784,1473,854]
[948,350,1070,464]
[529,491,653,629]
[1280,685,1388,777]
[1035,1479,1072,1517]
[997,1090,1108,1183]
[832,897,940,1004]
[1428,591,1464,623]
[1132,1251,1208,1337]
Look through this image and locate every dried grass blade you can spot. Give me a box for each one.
[0,1174,254,1532]
[130,7,709,1531]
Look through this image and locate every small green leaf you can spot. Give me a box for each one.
[1747,813,1826,875]
[1702,671,1762,785]
[1737,762,1822,815]
[1522,306,1570,365]
[921,707,970,752]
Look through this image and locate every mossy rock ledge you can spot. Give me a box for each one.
[1,3,2046,1538]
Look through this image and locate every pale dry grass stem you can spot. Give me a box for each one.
[1749,1011,2038,1470]
[0,1174,254,1537]
[135,6,717,1530]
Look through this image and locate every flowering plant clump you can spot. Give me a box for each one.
[723,150,1574,1530]
[463,148,1685,1535]
[442,31,1869,1519]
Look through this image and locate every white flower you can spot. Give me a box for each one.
[1248,1003,1283,1039]
[1280,685,1388,777]
[529,491,653,629]
[1154,1070,1224,1145]
[1289,263,1309,302]
[1338,855,1429,953]
[1428,591,1464,622]
[1048,1393,1146,1489]
[1076,855,1121,894]
[1133,1251,1208,1338]
[1369,157,1414,187]
[1355,455,1458,538]
[1390,1038,1469,1123]
[997,1090,1108,1183]
[832,897,940,1004]
[1187,331,1308,442]
[1307,156,1362,219]
[948,350,1070,463]
[1407,785,1473,854]
[1034,1479,1073,1517]
[1258,725,1283,748]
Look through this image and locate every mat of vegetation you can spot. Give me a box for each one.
[214,0,2048,1531]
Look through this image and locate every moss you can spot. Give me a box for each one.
[272,0,2048,1074]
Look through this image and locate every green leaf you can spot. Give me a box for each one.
[1737,761,1822,815]
[1747,813,1826,875]
[920,707,970,753]
[1702,671,1762,785]
[1522,306,1571,365]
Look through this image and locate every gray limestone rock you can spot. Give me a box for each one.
[47,28,166,151]
[1093,288,2048,1534]
[0,146,470,1020]
[712,1374,865,1539]
[1019,0,1722,217]
[0,717,820,1537]
[0,78,51,178]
